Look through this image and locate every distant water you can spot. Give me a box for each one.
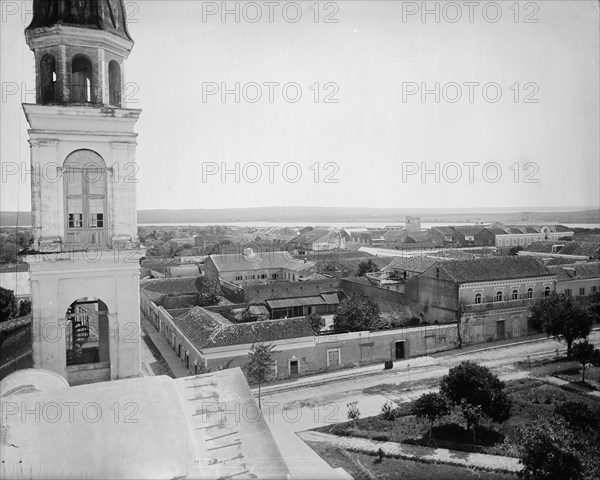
[4,221,599,229]
[138,221,600,229]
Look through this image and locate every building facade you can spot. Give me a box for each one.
[205,249,315,283]
[405,256,556,344]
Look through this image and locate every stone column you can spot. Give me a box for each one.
[33,278,66,378]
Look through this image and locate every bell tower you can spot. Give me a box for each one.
[22,0,144,385]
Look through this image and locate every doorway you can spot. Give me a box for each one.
[290,360,299,376]
[395,341,406,360]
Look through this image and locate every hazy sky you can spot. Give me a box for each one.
[1,0,599,211]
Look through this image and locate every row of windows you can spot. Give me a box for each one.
[234,273,275,281]
[473,286,551,304]
[497,235,565,247]
[564,286,599,297]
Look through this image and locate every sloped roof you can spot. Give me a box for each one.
[547,262,600,281]
[406,232,431,243]
[208,251,315,272]
[172,307,314,350]
[265,292,341,310]
[453,226,484,236]
[431,256,553,283]
[142,277,198,295]
[484,227,508,235]
[525,241,600,257]
[203,317,314,349]
[382,256,439,273]
[172,307,232,348]
[266,296,326,309]
[430,226,455,234]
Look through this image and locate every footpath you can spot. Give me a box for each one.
[140,313,190,378]
[299,430,522,474]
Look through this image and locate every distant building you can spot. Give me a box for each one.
[495,225,574,248]
[429,226,455,246]
[289,229,345,251]
[405,216,421,233]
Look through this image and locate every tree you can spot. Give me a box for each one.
[0,287,18,322]
[381,401,397,441]
[529,293,593,358]
[412,392,451,440]
[193,275,221,307]
[509,245,524,256]
[440,361,511,440]
[306,313,325,334]
[357,259,378,277]
[518,418,584,480]
[333,293,380,333]
[246,344,276,409]
[460,400,484,444]
[554,401,598,433]
[571,340,600,383]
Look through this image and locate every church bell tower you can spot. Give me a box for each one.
[22,0,144,385]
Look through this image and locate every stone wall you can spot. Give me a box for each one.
[340,278,404,313]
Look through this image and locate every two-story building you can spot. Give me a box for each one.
[204,249,315,284]
[547,262,600,298]
[405,256,556,344]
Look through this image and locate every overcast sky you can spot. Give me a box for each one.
[1,0,599,211]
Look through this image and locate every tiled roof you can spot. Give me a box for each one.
[430,226,455,234]
[265,292,341,310]
[172,307,232,348]
[525,241,600,257]
[208,251,315,272]
[484,227,508,235]
[382,256,438,274]
[266,296,326,309]
[547,262,600,281]
[431,256,553,283]
[142,277,198,295]
[205,317,313,348]
[406,232,431,242]
[172,307,314,350]
[453,227,484,236]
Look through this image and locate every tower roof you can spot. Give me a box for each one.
[26,0,132,41]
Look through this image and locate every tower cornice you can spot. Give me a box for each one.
[26,24,134,59]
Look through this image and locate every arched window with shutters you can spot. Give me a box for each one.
[63,150,108,248]
[474,292,482,304]
[512,289,519,300]
[527,288,533,299]
[495,291,503,302]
